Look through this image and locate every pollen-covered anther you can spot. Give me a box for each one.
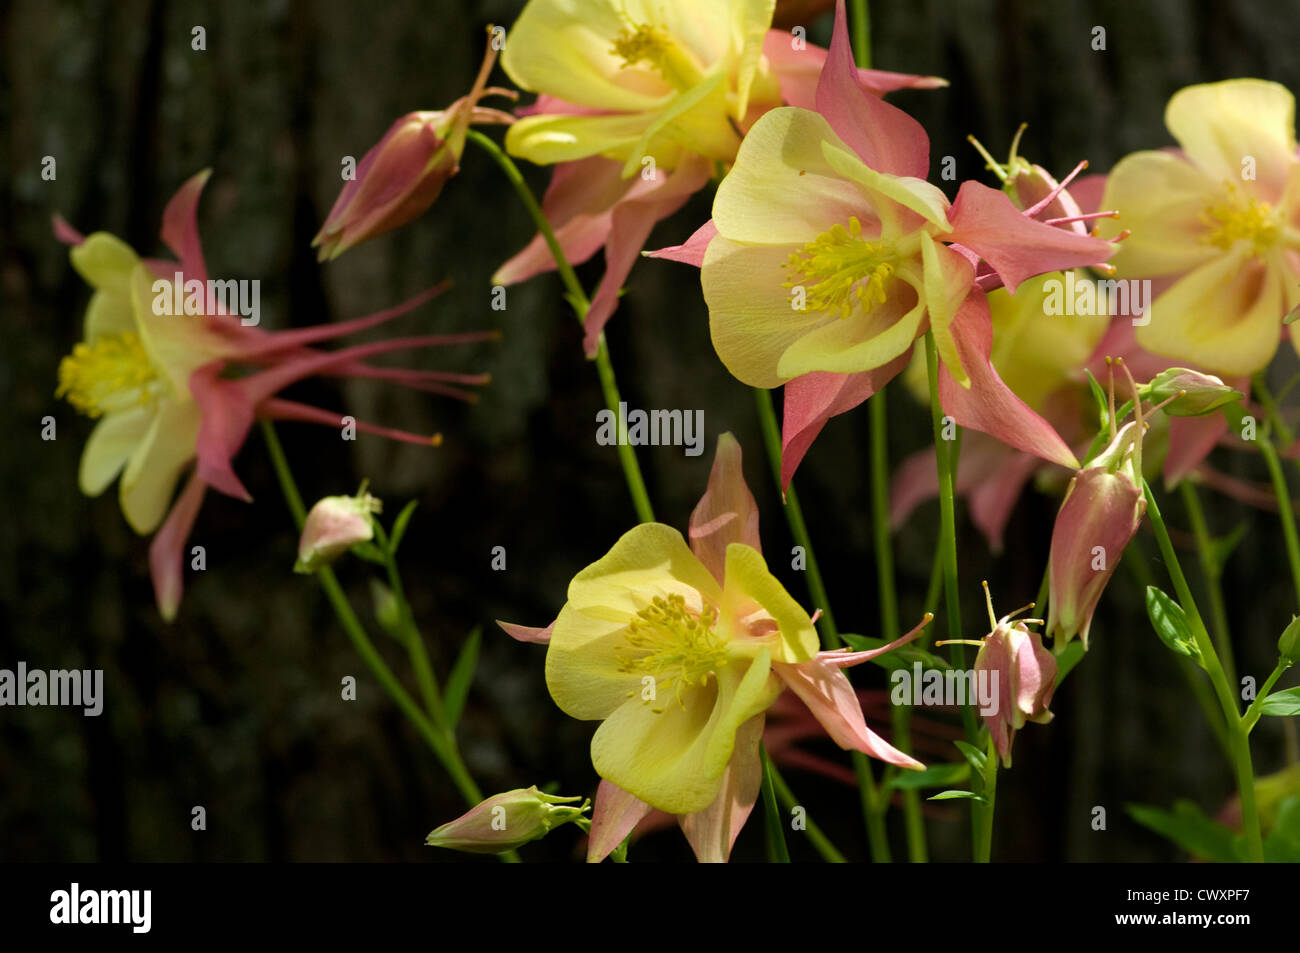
[617,593,729,708]
[781,216,898,319]
[1200,183,1280,253]
[609,22,701,91]
[55,332,160,418]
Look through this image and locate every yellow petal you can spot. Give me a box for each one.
[920,231,972,386]
[119,399,201,534]
[1166,79,1297,195]
[619,72,738,176]
[505,111,662,167]
[728,0,777,121]
[84,288,136,341]
[79,405,154,497]
[1136,245,1285,377]
[703,237,834,388]
[821,140,951,235]
[712,107,871,246]
[1097,150,1222,276]
[590,646,779,814]
[70,233,140,298]
[720,544,819,663]
[545,604,646,721]
[129,265,228,399]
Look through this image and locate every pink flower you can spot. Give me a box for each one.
[56,171,494,620]
[971,586,1057,767]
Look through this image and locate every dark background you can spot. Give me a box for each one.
[2,0,1299,862]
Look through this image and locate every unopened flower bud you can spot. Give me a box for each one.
[295,490,381,573]
[1143,368,1241,417]
[425,786,589,854]
[975,619,1057,768]
[1279,616,1300,664]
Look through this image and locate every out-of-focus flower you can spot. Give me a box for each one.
[425,786,589,854]
[313,34,515,259]
[295,488,382,573]
[1097,79,1300,376]
[496,0,946,355]
[56,172,494,620]
[970,586,1057,767]
[503,432,929,861]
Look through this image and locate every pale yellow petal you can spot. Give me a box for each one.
[821,140,951,235]
[720,544,819,663]
[129,265,228,399]
[83,288,135,341]
[505,111,662,167]
[70,233,140,298]
[79,405,154,497]
[118,400,201,534]
[1166,79,1297,195]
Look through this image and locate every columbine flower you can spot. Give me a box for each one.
[295,487,382,573]
[501,432,929,862]
[425,786,589,854]
[56,171,493,620]
[1096,79,1300,377]
[313,33,515,259]
[495,0,944,355]
[656,2,1115,487]
[967,584,1057,768]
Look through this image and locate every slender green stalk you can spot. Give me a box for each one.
[1242,659,1293,733]
[1260,436,1300,609]
[760,746,791,862]
[466,128,654,524]
[924,333,977,741]
[973,733,998,862]
[373,522,448,729]
[259,421,519,861]
[851,0,871,69]
[1180,481,1237,686]
[769,763,849,863]
[1142,479,1262,862]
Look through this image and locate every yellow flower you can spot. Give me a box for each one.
[502,0,777,176]
[545,521,818,814]
[1098,79,1300,376]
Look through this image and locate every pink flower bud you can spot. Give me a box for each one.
[1046,459,1145,649]
[295,491,381,573]
[975,620,1058,767]
[425,786,589,854]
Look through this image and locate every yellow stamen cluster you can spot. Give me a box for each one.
[609,22,700,91]
[618,593,729,710]
[1200,183,1279,254]
[782,216,897,319]
[55,332,159,418]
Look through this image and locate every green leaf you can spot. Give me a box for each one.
[1206,522,1248,576]
[1126,800,1245,862]
[840,633,951,672]
[928,789,987,803]
[1144,586,1201,660]
[352,541,388,566]
[1264,796,1300,862]
[1055,641,1088,682]
[1084,368,1108,428]
[388,500,419,556]
[444,627,482,728]
[953,740,987,775]
[369,579,404,642]
[1258,686,1300,716]
[887,762,969,791]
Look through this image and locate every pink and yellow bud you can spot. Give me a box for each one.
[1143,367,1241,417]
[975,615,1057,768]
[294,489,382,573]
[425,786,589,854]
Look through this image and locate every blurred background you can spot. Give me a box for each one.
[2,0,1299,862]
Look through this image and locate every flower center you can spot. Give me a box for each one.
[55,332,160,418]
[610,23,703,92]
[1200,184,1279,254]
[618,593,729,707]
[782,216,898,319]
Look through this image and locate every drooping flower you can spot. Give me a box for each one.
[501,432,930,861]
[313,33,515,259]
[56,171,494,620]
[1096,79,1300,377]
[495,0,945,355]
[425,786,589,854]
[656,1,1115,487]
[295,487,383,573]
[969,584,1057,768]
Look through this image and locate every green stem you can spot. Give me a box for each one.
[466,128,654,524]
[769,763,849,863]
[1242,659,1293,733]
[924,333,976,741]
[760,746,791,862]
[374,522,448,731]
[1142,478,1262,862]
[870,390,926,862]
[259,421,519,861]
[1260,435,1300,609]
[851,0,872,69]
[974,733,998,862]
[1179,481,1237,687]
